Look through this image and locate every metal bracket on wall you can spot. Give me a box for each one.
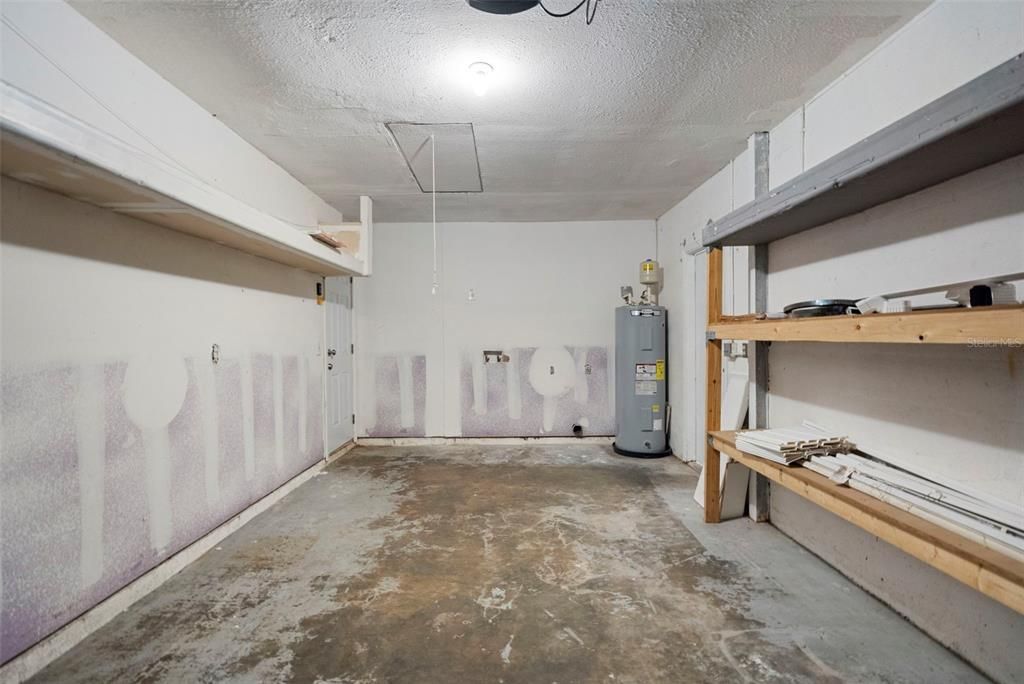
[683,222,710,256]
[483,350,510,363]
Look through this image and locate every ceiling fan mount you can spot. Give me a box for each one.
[466,0,600,23]
[467,1,540,14]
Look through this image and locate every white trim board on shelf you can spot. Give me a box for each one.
[0,82,368,277]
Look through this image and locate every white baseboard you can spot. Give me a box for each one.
[356,436,614,447]
[326,440,356,463]
[0,448,348,684]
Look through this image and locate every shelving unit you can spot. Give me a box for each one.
[700,53,1024,614]
[0,82,368,277]
[709,431,1024,615]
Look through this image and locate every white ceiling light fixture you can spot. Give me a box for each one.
[468,61,494,96]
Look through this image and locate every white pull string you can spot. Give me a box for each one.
[431,134,439,295]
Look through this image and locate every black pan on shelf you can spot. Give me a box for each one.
[783,299,860,318]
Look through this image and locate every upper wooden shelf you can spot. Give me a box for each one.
[709,305,1024,344]
[703,52,1024,248]
[709,430,1024,615]
[0,83,366,277]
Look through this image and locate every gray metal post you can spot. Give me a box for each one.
[748,132,771,522]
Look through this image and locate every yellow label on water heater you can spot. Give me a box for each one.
[655,360,665,380]
[652,404,660,413]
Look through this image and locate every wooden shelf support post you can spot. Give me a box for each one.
[704,246,724,523]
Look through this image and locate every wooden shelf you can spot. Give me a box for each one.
[0,82,366,277]
[709,431,1024,615]
[709,305,1024,344]
[703,52,1024,248]
[698,54,1024,622]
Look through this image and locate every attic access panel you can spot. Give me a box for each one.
[386,122,483,193]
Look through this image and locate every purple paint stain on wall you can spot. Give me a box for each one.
[306,362,325,460]
[460,347,614,438]
[365,355,426,438]
[169,361,213,549]
[282,356,301,468]
[1,366,80,662]
[214,359,248,511]
[0,352,325,664]
[251,353,277,483]
[101,361,155,592]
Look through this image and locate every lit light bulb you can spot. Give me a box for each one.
[468,61,494,96]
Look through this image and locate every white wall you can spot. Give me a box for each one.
[657,147,757,460]
[655,2,1024,680]
[0,2,348,665]
[0,177,326,664]
[1,0,343,230]
[354,220,656,438]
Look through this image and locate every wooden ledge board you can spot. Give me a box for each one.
[708,306,1024,344]
[709,430,1024,615]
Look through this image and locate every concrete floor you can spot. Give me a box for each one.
[34,444,986,683]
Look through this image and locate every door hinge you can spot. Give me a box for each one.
[351,414,355,425]
[350,343,354,354]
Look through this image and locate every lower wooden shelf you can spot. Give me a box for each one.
[708,430,1024,616]
[709,305,1024,344]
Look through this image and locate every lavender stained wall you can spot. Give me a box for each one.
[354,221,658,438]
[459,347,614,438]
[0,178,325,663]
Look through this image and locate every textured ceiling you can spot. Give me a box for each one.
[72,0,927,222]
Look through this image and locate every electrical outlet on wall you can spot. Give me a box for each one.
[722,341,748,358]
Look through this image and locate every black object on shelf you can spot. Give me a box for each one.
[783,299,860,318]
[970,284,993,307]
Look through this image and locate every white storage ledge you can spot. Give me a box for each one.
[0,83,366,277]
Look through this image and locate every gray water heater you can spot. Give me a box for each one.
[613,304,670,457]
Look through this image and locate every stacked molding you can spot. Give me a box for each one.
[735,423,1024,561]
[805,446,1024,561]
[735,423,854,465]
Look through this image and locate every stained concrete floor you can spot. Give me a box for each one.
[33,444,986,683]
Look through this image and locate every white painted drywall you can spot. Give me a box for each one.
[0,177,325,664]
[354,220,655,438]
[655,2,1024,680]
[657,161,749,460]
[799,0,1024,171]
[0,0,344,230]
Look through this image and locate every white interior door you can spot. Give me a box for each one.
[325,276,353,452]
